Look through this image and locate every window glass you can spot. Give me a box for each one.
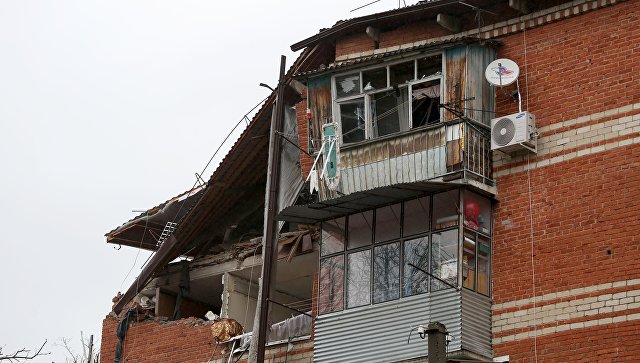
[371,89,409,138]
[375,204,401,243]
[477,235,491,296]
[403,196,430,236]
[362,67,387,91]
[373,242,400,303]
[432,190,459,230]
[348,211,373,249]
[336,73,360,98]
[462,231,477,290]
[412,79,441,127]
[417,55,441,79]
[321,217,345,256]
[431,229,458,291]
[390,61,415,85]
[403,237,429,296]
[347,250,371,308]
[464,190,492,235]
[339,99,366,144]
[319,256,344,314]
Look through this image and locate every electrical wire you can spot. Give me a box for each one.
[119,211,150,291]
[523,26,539,363]
[125,96,270,279]
[243,245,262,328]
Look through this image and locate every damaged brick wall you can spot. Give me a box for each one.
[100,314,314,363]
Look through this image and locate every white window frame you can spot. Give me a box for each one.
[332,53,444,145]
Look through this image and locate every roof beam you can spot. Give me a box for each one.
[436,13,462,33]
[509,0,534,14]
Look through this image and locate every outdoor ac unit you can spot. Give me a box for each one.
[490,111,537,153]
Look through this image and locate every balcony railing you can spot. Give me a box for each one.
[315,119,493,201]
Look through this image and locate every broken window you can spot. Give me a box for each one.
[339,99,366,144]
[333,54,442,145]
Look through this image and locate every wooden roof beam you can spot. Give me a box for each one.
[436,13,462,33]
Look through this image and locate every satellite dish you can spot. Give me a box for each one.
[485,58,520,87]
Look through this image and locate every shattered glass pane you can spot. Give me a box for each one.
[336,73,361,98]
[390,61,415,86]
[339,99,366,144]
[362,67,387,91]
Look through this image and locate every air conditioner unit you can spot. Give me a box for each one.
[490,111,537,153]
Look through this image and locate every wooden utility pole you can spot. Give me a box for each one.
[248,55,287,363]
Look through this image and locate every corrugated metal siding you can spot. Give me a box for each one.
[338,127,448,197]
[465,46,496,126]
[314,289,462,363]
[460,289,493,358]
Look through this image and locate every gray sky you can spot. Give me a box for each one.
[0,1,416,361]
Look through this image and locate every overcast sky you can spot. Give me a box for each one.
[0,1,417,361]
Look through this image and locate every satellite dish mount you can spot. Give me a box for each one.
[485,58,523,112]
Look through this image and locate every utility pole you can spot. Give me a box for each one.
[426,322,448,363]
[248,55,287,363]
[87,334,94,363]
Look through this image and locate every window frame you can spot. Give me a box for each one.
[332,53,444,146]
[317,188,493,316]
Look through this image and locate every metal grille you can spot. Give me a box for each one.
[492,118,516,146]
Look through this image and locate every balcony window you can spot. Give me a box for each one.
[321,217,345,256]
[318,189,492,315]
[347,250,371,308]
[334,54,442,145]
[348,211,373,249]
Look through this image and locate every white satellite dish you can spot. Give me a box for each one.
[485,58,520,87]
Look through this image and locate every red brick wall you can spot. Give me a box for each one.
[495,320,640,362]
[100,314,314,363]
[295,99,314,178]
[494,0,640,127]
[491,1,640,361]
[493,144,640,304]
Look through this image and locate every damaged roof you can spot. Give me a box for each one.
[112,48,317,314]
[105,185,205,250]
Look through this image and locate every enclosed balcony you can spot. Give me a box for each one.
[314,118,493,202]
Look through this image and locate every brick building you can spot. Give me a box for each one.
[101,0,639,362]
